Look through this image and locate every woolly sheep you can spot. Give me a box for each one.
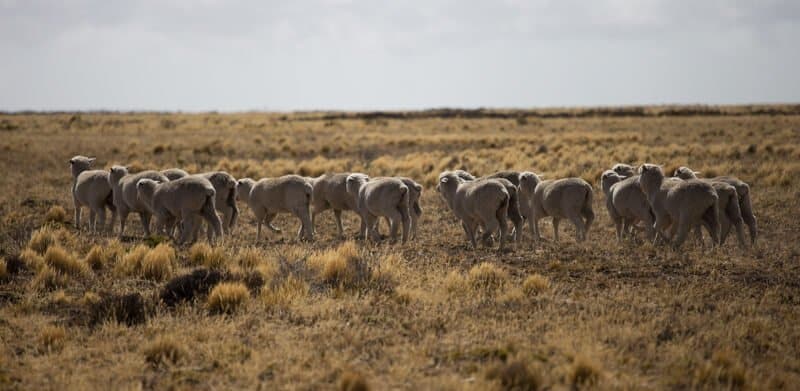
[638,164,719,249]
[346,174,411,243]
[481,172,524,242]
[612,163,637,178]
[600,170,655,242]
[69,156,116,233]
[372,177,423,240]
[520,173,594,242]
[436,171,510,250]
[673,166,757,245]
[309,173,365,238]
[161,168,190,181]
[197,171,238,234]
[108,166,169,238]
[236,175,313,242]
[136,177,222,244]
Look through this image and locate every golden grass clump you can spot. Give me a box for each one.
[568,355,603,388]
[339,370,370,391]
[84,240,124,271]
[307,241,369,288]
[81,291,101,306]
[693,350,747,389]
[522,274,551,296]
[38,325,67,353]
[44,205,68,224]
[32,267,69,291]
[43,245,89,277]
[484,360,542,391]
[143,336,186,367]
[0,257,7,281]
[207,282,250,314]
[236,247,264,270]
[141,243,176,281]
[28,225,75,254]
[467,262,509,294]
[20,248,45,272]
[444,270,467,295]
[189,242,227,269]
[114,244,150,277]
[261,275,309,310]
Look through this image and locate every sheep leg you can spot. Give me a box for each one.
[567,213,586,242]
[333,209,345,238]
[365,213,380,242]
[581,207,594,242]
[295,206,313,242]
[74,201,82,230]
[719,219,731,246]
[107,206,117,234]
[139,212,152,237]
[117,208,130,238]
[179,216,196,244]
[96,207,106,234]
[614,218,624,242]
[462,221,477,249]
[740,196,757,245]
[702,205,721,247]
[671,213,691,251]
[552,218,561,242]
[88,210,96,233]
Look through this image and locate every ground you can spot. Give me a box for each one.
[1,107,799,390]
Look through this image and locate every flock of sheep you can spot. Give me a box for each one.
[68,155,757,251]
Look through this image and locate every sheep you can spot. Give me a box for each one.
[638,164,719,249]
[371,177,423,240]
[161,168,190,181]
[345,174,411,243]
[69,156,116,233]
[197,171,238,234]
[108,166,169,238]
[309,173,365,238]
[481,171,524,242]
[136,177,222,244]
[599,170,655,242]
[673,166,757,245]
[612,163,637,178]
[436,171,510,250]
[236,176,313,242]
[520,173,594,242]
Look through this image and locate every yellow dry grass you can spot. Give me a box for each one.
[0,108,798,389]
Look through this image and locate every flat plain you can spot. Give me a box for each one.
[1,106,799,390]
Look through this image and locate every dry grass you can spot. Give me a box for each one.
[0,257,7,282]
[44,205,67,224]
[0,109,798,389]
[142,337,186,367]
[37,325,67,354]
[207,282,250,314]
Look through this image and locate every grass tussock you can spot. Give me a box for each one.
[141,243,176,281]
[261,275,309,310]
[467,262,509,294]
[28,226,75,254]
[339,370,370,391]
[207,282,250,314]
[161,268,225,307]
[236,247,264,270]
[32,267,69,291]
[38,325,67,354]
[693,350,747,389]
[189,242,227,269]
[484,360,542,391]
[0,257,7,282]
[44,205,67,224]
[84,240,124,271]
[43,245,88,277]
[307,241,369,289]
[115,243,176,280]
[568,355,603,388]
[143,336,186,367]
[522,274,551,296]
[89,292,147,327]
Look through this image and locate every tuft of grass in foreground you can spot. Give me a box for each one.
[43,245,89,277]
[207,282,250,314]
[568,355,603,388]
[189,242,228,269]
[143,337,186,367]
[522,274,551,296]
[141,243,176,281]
[44,205,67,224]
[484,360,542,391]
[37,325,67,354]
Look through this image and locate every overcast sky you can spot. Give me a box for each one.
[0,0,798,111]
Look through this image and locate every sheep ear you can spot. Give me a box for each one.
[88,157,96,163]
[440,177,449,183]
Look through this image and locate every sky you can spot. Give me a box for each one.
[0,0,798,111]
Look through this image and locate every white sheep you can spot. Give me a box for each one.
[136,177,222,244]
[520,173,594,242]
[309,173,365,238]
[69,156,116,233]
[612,163,636,178]
[481,172,524,242]
[161,168,190,181]
[197,171,238,234]
[673,166,756,245]
[346,174,411,243]
[372,177,423,240]
[236,176,313,242]
[600,170,657,242]
[108,166,169,238]
[436,171,510,250]
[638,164,719,249]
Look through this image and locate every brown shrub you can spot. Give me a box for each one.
[32,267,69,291]
[43,245,88,277]
[89,292,147,327]
[485,360,542,391]
[307,241,370,289]
[141,243,175,281]
[467,262,509,294]
[189,242,227,269]
[568,355,602,388]
[114,244,149,278]
[522,274,551,296]
[339,370,370,391]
